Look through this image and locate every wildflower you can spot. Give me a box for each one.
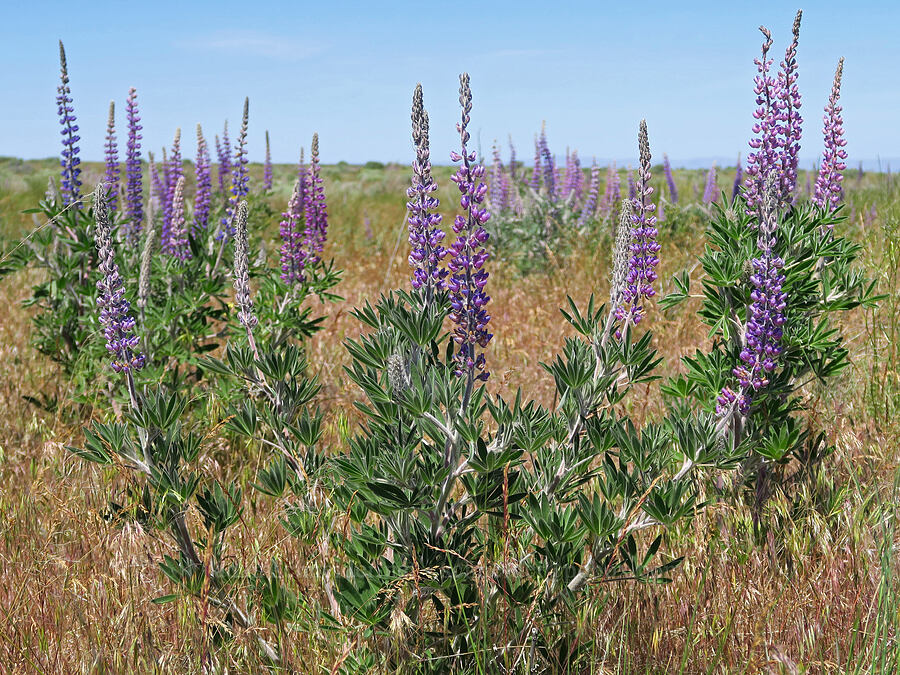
[93,186,145,373]
[302,133,328,265]
[616,120,660,329]
[194,125,213,232]
[743,27,779,218]
[232,201,258,332]
[776,10,803,204]
[600,162,620,220]
[104,101,119,213]
[663,154,678,204]
[124,88,143,241]
[489,141,508,212]
[448,73,492,383]
[703,163,718,204]
[162,128,183,248]
[578,160,601,226]
[529,132,542,191]
[279,179,306,284]
[168,176,190,260]
[222,99,250,239]
[813,57,847,213]
[263,130,274,191]
[137,199,156,313]
[407,84,447,302]
[218,120,232,193]
[57,41,81,207]
[732,175,786,397]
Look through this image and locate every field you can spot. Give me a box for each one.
[0,150,898,674]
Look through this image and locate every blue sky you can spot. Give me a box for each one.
[2,0,898,168]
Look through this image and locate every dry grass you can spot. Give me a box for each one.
[0,161,897,673]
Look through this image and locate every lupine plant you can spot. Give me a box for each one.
[326,76,720,672]
[661,15,877,528]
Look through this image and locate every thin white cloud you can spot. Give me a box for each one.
[180,31,323,61]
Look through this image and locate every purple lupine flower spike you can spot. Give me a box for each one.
[194,124,212,233]
[601,162,620,220]
[148,151,165,210]
[124,88,143,241]
[104,101,120,214]
[92,185,145,374]
[407,83,447,304]
[744,26,779,220]
[732,154,743,203]
[539,124,556,201]
[728,174,786,413]
[214,134,226,193]
[168,176,190,260]
[703,163,718,204]
[813,57,847,214]
[161,129,183,250]
[663,154,678,204]
[616,120,660,330]
[219,121,232,194]
[508,136,517,181]
[776,10,803,205]
[56,41,82,207]
[263,130,273,191]
[490,141,508,212]
[279,179,306,285]
[221,99,250,240]
[448,73,492,384]
[301,133,328,265]
[578,160,601,226]
[627,169,636,201]
[529,133,542,191]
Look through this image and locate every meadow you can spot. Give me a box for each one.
[0,17,899,675]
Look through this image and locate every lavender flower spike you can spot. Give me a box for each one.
[813,57,847,214]
[600,162,620,220]
[616,120,660,329]
[124,87,143,241]
[92,185,145,374]
[263,130,274,191]
[162,129,183,250]
[194,124,212,233]
[776,10,803,205]
[703,163,718,204]
[529,133,542,191]
[56,41,82,207]
[168,176,190,261]
[219,120,232,194]
[104,101,120,213]
[743,26,779,219]
[407,83,447,304]
[578,160,601,226]
[448,73,492,383]
[301,133,328,265]
[662,153,678,204]
[730,174,786,411]
[222,99,250,240]
[279,179,306,285]
[279,178,306,286]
